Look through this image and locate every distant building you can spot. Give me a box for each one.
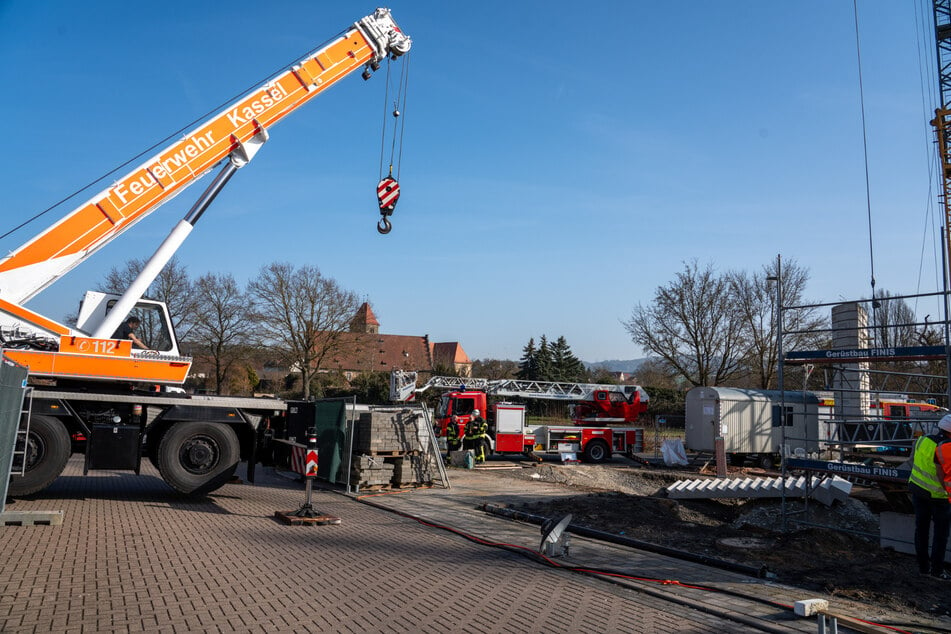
[431,342,472,377]
[350,302,379,334]
[188,302,472,394]
[321,303,472,381]
[610,371,639,384]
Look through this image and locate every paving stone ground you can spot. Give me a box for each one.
[0,457,934,633]
[0,457,741,633]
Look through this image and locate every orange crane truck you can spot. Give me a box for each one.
[2,8,411,497]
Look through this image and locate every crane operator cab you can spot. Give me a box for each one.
[76,291,180,356]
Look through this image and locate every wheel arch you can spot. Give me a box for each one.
[582,437,611,463]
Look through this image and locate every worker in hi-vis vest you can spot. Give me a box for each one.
[908,414,951,579]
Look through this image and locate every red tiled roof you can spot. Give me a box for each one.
[350,302,380,329]
[323,332,432,373]
[431,342,470,366]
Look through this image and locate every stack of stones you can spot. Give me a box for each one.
[392,454,431,487]
[349,454,394,487]
[351,409,434,489]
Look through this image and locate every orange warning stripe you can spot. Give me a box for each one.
[0,298,70,335]
[4,348,191,384]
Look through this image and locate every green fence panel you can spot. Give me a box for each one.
[313,398,353,483]
[0,357,29,513]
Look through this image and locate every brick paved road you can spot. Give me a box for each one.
[0,457,748,633]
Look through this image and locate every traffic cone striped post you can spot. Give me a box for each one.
[275,427,341,525]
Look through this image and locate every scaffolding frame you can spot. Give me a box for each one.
[776,290,950,535]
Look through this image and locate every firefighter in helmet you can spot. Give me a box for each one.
[464,409,489,464]
[445,415,462,464]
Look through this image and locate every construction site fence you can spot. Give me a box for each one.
[0,356,29,514]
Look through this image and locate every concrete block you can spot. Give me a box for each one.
[666,481,687,494]
[810,481,833,507]
[696,479,716,493]
[683,480,702,494]
[449,450,473,468]
[880,511,951,563]
[829,476,852,503]
[763,478,781,494]
[794,598,829,617]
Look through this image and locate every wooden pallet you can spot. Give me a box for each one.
[352,483,392,491]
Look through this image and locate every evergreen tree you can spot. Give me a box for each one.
[550,336,585,382]
[536,335,553,381]
[516,337,538,380]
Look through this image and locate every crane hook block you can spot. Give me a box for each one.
[376,177,400,234]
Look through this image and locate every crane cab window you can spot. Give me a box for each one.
[106,301,174,352]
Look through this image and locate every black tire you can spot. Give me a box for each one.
[758,454,775,470]
[157,422,239,496]
[583,439,610,464]
[8,415,71,497]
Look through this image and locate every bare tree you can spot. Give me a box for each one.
[100,256,199,340]
[634,357,683,390]
[624,260,745,387]
[188,273,253,394]
[728,258,826,389]
[247,262,359,399]
[471,359,519,380]
[867,290,945,397]
[870,290,919,349]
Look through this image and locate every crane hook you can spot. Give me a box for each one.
[376,176,400,235]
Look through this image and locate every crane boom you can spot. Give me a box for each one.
[0,8,410,308]
[0,8,410,387]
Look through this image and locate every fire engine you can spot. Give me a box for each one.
[2,9,411,497]
[389,371,649,462]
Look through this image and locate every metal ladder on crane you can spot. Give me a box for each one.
[10,387,32,476]
[392,370,642,402]
[1,386,64,525]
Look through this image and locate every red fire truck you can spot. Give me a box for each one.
[390,372,647,462]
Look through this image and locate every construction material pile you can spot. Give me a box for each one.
[350,409,435,489]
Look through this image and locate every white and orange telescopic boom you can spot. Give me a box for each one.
[0,8,410,385]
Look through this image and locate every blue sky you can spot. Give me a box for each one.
[0,1,945,362]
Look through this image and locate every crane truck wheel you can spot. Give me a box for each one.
[7,415,71,497]
[582,439,610,464]
[157,422,239,496]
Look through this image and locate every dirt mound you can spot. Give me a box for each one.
[500,461,951,622]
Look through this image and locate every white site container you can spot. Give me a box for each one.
[685,387,820,464]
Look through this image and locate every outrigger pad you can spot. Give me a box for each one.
[274,510,342,526]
